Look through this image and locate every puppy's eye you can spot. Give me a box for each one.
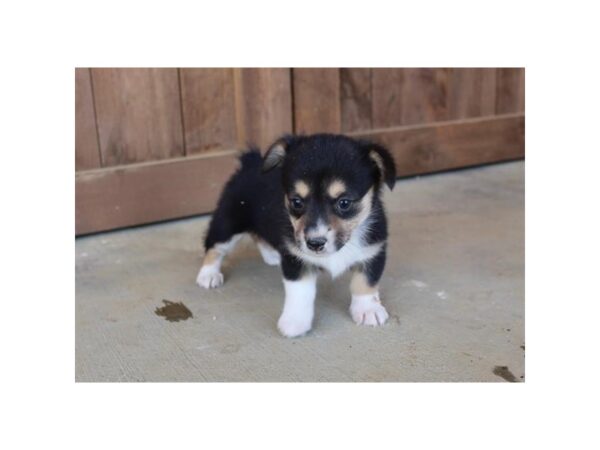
[337,198,352,211]
[290,197,304,210]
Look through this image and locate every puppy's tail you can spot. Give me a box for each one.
[238,149,263,171]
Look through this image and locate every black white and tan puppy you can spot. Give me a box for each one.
[196,134,396,337]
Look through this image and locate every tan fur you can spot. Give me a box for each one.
[350,271,379,296]
[329,188,374,243]
[327,179,346,198]
[369,150,386,179]
[287,183,373,247]
[294,181,310,198]
[291,216,306,238]
[284,198,306,236]
[288,182,309,241]
[201,248,220,267]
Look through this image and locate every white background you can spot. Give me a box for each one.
[1,1,599,448]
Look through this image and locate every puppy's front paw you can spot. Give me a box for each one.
[196,265,224,289]
[350,293,389,326]
[277,314,312,338]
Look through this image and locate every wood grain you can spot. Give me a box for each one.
[447,68,497,119]
[496,68,525,114]
[179,68,237,154]
[292,68,341,133]
[519,69,525,112]
[233,68,293,149]
[371,68,404,129]
[352,114,524,177]
[75,68,101,170]
[399,68,450,125]
[480,68,498,116]
[340,68,372,132]
[371,68,452,127]
[91,68,184,166]
[76,151,239,235]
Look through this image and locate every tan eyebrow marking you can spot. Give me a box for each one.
[327,180,346,198]
[294,181,310,198]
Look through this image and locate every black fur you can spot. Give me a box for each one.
[360,245,387,286]
[204,134,395,284]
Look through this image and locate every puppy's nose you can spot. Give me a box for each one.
[306,237,327,252]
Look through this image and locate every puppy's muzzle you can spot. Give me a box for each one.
[306,237,327,252]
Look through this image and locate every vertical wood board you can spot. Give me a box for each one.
[179,68,237,154]
[75,68,101,170]
[91,68,184,166]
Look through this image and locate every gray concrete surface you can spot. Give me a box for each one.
[76,161,525,382]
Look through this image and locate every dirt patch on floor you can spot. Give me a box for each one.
[155,300,193,322]
[493,365,518,382]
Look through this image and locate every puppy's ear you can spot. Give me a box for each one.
[263,136,293,172]
[364,142,397,190]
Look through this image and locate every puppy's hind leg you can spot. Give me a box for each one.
[255,238,281,266]
[197,207,245,289]
[197,233,243,289]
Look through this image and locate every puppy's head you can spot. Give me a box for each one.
[263,134,396,256]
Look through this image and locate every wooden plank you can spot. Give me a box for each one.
[496,68,525,114]
[75,68,101,170]
[374,68,452,126]
[351,114,524,177]
[233,68,293,149]
[91,68,184,166]
[371,68,404,129]
[518,68,525,112]
[399,68,450,126]
[292,68,341,133]
[179,68,238,154]
[76,151,239,235]
[448,68,497,119]
[480,68,498,116]
[340,68,372,132]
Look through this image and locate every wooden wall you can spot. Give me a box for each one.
[76,68,524,235]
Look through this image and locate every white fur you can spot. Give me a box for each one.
[196,234,243,289]
[214,233,243,254]
[196,264,224,289]
[286,220,383,279]
[256,240,281,266]
[350,292,389,326]
[300,219,337,254]
[277,274,317,338]
[305,219,329,238]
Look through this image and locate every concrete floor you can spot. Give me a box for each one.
[76,161,524,382]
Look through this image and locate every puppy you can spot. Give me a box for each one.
[196,134,396,337]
